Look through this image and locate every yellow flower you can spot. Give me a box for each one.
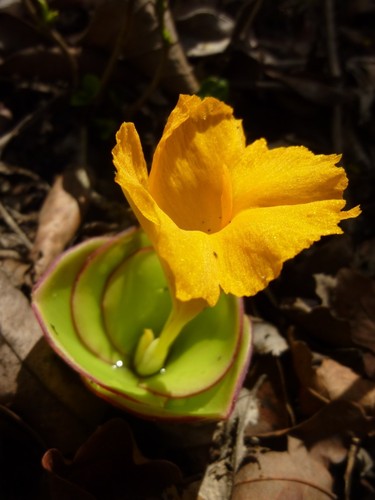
[113,94,359,308]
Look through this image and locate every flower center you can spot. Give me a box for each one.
[151,164,233,234]
[199,166,233,234]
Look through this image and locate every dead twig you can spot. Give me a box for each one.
[344,437,360,500]
[0,201,33,250]
[232,0,264,46]
[324,0,343,152]
[96,0,136,103]
[23,0,78,87]
[126,0,171,119]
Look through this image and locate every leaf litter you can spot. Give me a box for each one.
[0,0,375,498]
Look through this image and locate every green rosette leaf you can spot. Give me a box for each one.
[32,228,252,420]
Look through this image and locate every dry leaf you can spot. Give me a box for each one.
[310,357,375,413]
[292,399,375,442]
[283,268,375,378]
[252,317,288,356]
[42,418,182,500]
[0,270,106,453]
[82,0,199,94]
[198,387,260,500]
[31,169,90,278]
[233,436,335,500]
[0,405,45,499]
[198,370,292,500]
[266,69,354,106]
[173,4,235,57]
[331,269,375,378]
[291,339,375,415]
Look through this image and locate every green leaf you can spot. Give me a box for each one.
[198,77,229,101]
[71,74,101,107]
[32,229,252,420]
[37,0,58,24]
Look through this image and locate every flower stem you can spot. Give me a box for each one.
[134,299,205,376]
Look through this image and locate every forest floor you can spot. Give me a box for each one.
[0,1,375,499]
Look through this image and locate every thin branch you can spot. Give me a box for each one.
[325,0,343,152]
[126,0,171,119]
[344,437,360,500]
[23,0,78,87]
[95,0,136,103]
[0,201,33,250]
[233,0,264,44]
[325,0,341,79]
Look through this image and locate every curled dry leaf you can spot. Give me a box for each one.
[266,69,355,106]
[291,339,375,416]
[198,371,292,500]
[0,270,106,453]
[42,418,182,500]
[283,268,375,377]
[221,397,375,499]
[232,400,374,499]
[198,387,261,500]
[31,170,90,279]
[252,317,288,356]
[331,269,375,378]
[172,4,235,57]
[0,405,45,499]
[233,436,335,500]
[82,0,199,94]
[313,358,375,413]
[291,399,375,442]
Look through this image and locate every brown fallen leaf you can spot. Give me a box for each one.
[233,435,336,500]
[251,316,289,356]
[202,395,374,500]
[0,405,45,499]
[198,369,292,500]
[42,418,182,500]
[198,337,375,500]
[0,269,106,453]
[291,399,375,443]
[31,168,90,278]
[331,269,375,378]
[283,268,375,378]
[82,0,199,94]
[314,358,375,412]
[197,386,262,500]
[321,358,372,412]
[237,399,374,499]
[291,338,375,417]
[172,4,235,57]
[266,69,355,106]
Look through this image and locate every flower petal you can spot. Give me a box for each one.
[143,200,359,306]
[231,139,348,214]
[113,96,360,308]
[113,119,217,305]
[148,95,244,233]
[211,201,360,298]
[113,123,158,224]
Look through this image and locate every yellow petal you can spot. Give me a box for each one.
[211,201,360,298]
[113,118,217,305]
[113,122,159,224]
[148,95,244,233]
[135,199,359,306]
[113,95,360,307]
[231,139,348,214]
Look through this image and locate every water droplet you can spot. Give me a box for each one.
[160,368,166,374]
[112,359,123,369]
